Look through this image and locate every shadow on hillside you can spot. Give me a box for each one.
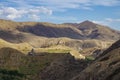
[17,24,84,39]
[0,47,91,80]
[0,30,24,43]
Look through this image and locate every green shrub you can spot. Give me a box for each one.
[85,56,95,61]
[0,69,26,80]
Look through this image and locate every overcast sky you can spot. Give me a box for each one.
[0,0,120,30]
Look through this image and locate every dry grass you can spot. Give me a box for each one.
[0,39,32,54]
[34,45,73,54]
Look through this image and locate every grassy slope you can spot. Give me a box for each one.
[0,39,32,54]
[0,47,74,80]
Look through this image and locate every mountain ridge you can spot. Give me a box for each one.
[0,19,119,41]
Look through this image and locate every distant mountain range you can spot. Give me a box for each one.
[0,19,119,51]
[0,19,120,41]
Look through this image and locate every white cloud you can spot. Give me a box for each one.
[81,6,93,10]
[0,0,120,21]
[93,18,120,25]
[0,7,26,19]
[0,6,52,20]
[25,0,120,10]
[92,18,120,30]
[92,20,109,26]
[49,16,78,21]
[29,14,40,20]
[92,0,120,6]
[1,0,119,12]
[27,7,52,15]
[105,18,120,22]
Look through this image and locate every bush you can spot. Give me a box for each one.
[85,56,95,61]
[0,69,26,80]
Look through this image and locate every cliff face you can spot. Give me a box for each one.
[72,40,120,80]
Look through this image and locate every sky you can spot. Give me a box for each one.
[0,0,120,30]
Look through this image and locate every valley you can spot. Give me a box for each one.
[0,19,119,80]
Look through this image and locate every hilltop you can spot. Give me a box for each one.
[64,20,120,40]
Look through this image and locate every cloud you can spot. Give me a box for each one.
[105,18,120,22]
[49,16,78,21]
[92,0,120,6]
[92,18,120,30]
[0,7,26,19]
[1,0,120,11]
[27,0,120,11]
[29,14,40,20]
[0,0,120,22]
[92,20,109,26]
[0,6,52,20]
[93,18,120,25]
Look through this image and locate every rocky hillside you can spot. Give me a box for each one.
[71,40,120,80]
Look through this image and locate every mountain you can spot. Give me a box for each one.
[0,19,119,50]
[0,19,119,57]
[0,19,120,41]
[0,19,120,80]
[65,20,120,40]
[71,39,120,80]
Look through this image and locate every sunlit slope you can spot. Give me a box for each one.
[0,39,32,54]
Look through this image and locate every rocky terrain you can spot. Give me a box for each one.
[71,40,120,80]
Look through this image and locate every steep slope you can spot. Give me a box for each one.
[72,40,120,80]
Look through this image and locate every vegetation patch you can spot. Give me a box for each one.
[85,56,95,61]
[0,69,26,80]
